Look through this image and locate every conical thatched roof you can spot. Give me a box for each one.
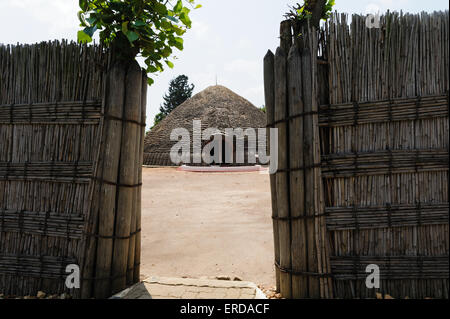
[144,85,267,166]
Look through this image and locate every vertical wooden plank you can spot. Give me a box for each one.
[92,63,126,299]
[133,71,148,284]
[126,71,143,286]
[287,43,309,298]
[264,49,280,292]
[280,20,293,54]
[312,27,333,299]
[274,47,292,298]
[301,39,320,298]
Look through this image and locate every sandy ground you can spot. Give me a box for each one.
[140,168,275,288]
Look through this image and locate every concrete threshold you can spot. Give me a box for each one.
[111,276,267,299]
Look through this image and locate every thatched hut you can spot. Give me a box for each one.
[144,85,266,166]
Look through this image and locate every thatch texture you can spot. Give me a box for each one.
[144,85,266,166]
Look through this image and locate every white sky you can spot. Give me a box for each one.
[0,0,448,127]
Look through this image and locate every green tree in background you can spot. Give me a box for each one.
[153,75,194,127]
[152,112,166,127]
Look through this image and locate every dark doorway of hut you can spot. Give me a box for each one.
[206,134,237,167]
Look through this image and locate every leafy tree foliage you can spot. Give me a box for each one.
[285,0,335,27]
[77,0,201,85]
[152,112,166,127]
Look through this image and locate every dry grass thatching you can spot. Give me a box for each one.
[144,85,267,166]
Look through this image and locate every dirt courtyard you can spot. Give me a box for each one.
[140,168,275,288]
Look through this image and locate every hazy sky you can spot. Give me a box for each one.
[0,0,448,127]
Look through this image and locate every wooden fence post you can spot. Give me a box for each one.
[274,47,292,298]
[268,22,334,299]
[92,63,126,299]
[81,60,146,299]
[133,71,148,284]
[301,27,333,299]
[264,50,280,292]
[287,43,309,298]
[280,20,293,53]
[111,61,143,294]
[127,69,144,284]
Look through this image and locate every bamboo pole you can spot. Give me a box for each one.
[126,72,143,286]
[133,71,148,284]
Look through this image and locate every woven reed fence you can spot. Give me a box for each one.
[265,11,449,299]
[0,41,147,299]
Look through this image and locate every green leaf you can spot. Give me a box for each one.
[181,7,191,15]
[161,46,172,57]
[172,25,185,36]
[154,2,168,16]
[125,30,139,43]
[84,26,97,37]
[174,37,184,50]
[147,65,159,73]
[173,0,183,13]
[165,14,179,23]
[77,11,87,26]
[79,0,89,11]
[77,30,92,43]
[165,60,174,68]
[122,21,129,32]
[179,11,192,28]
[134,20,147,27]
[147,77,155,86]
[86,16,97,26]
[161,19,171,30]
